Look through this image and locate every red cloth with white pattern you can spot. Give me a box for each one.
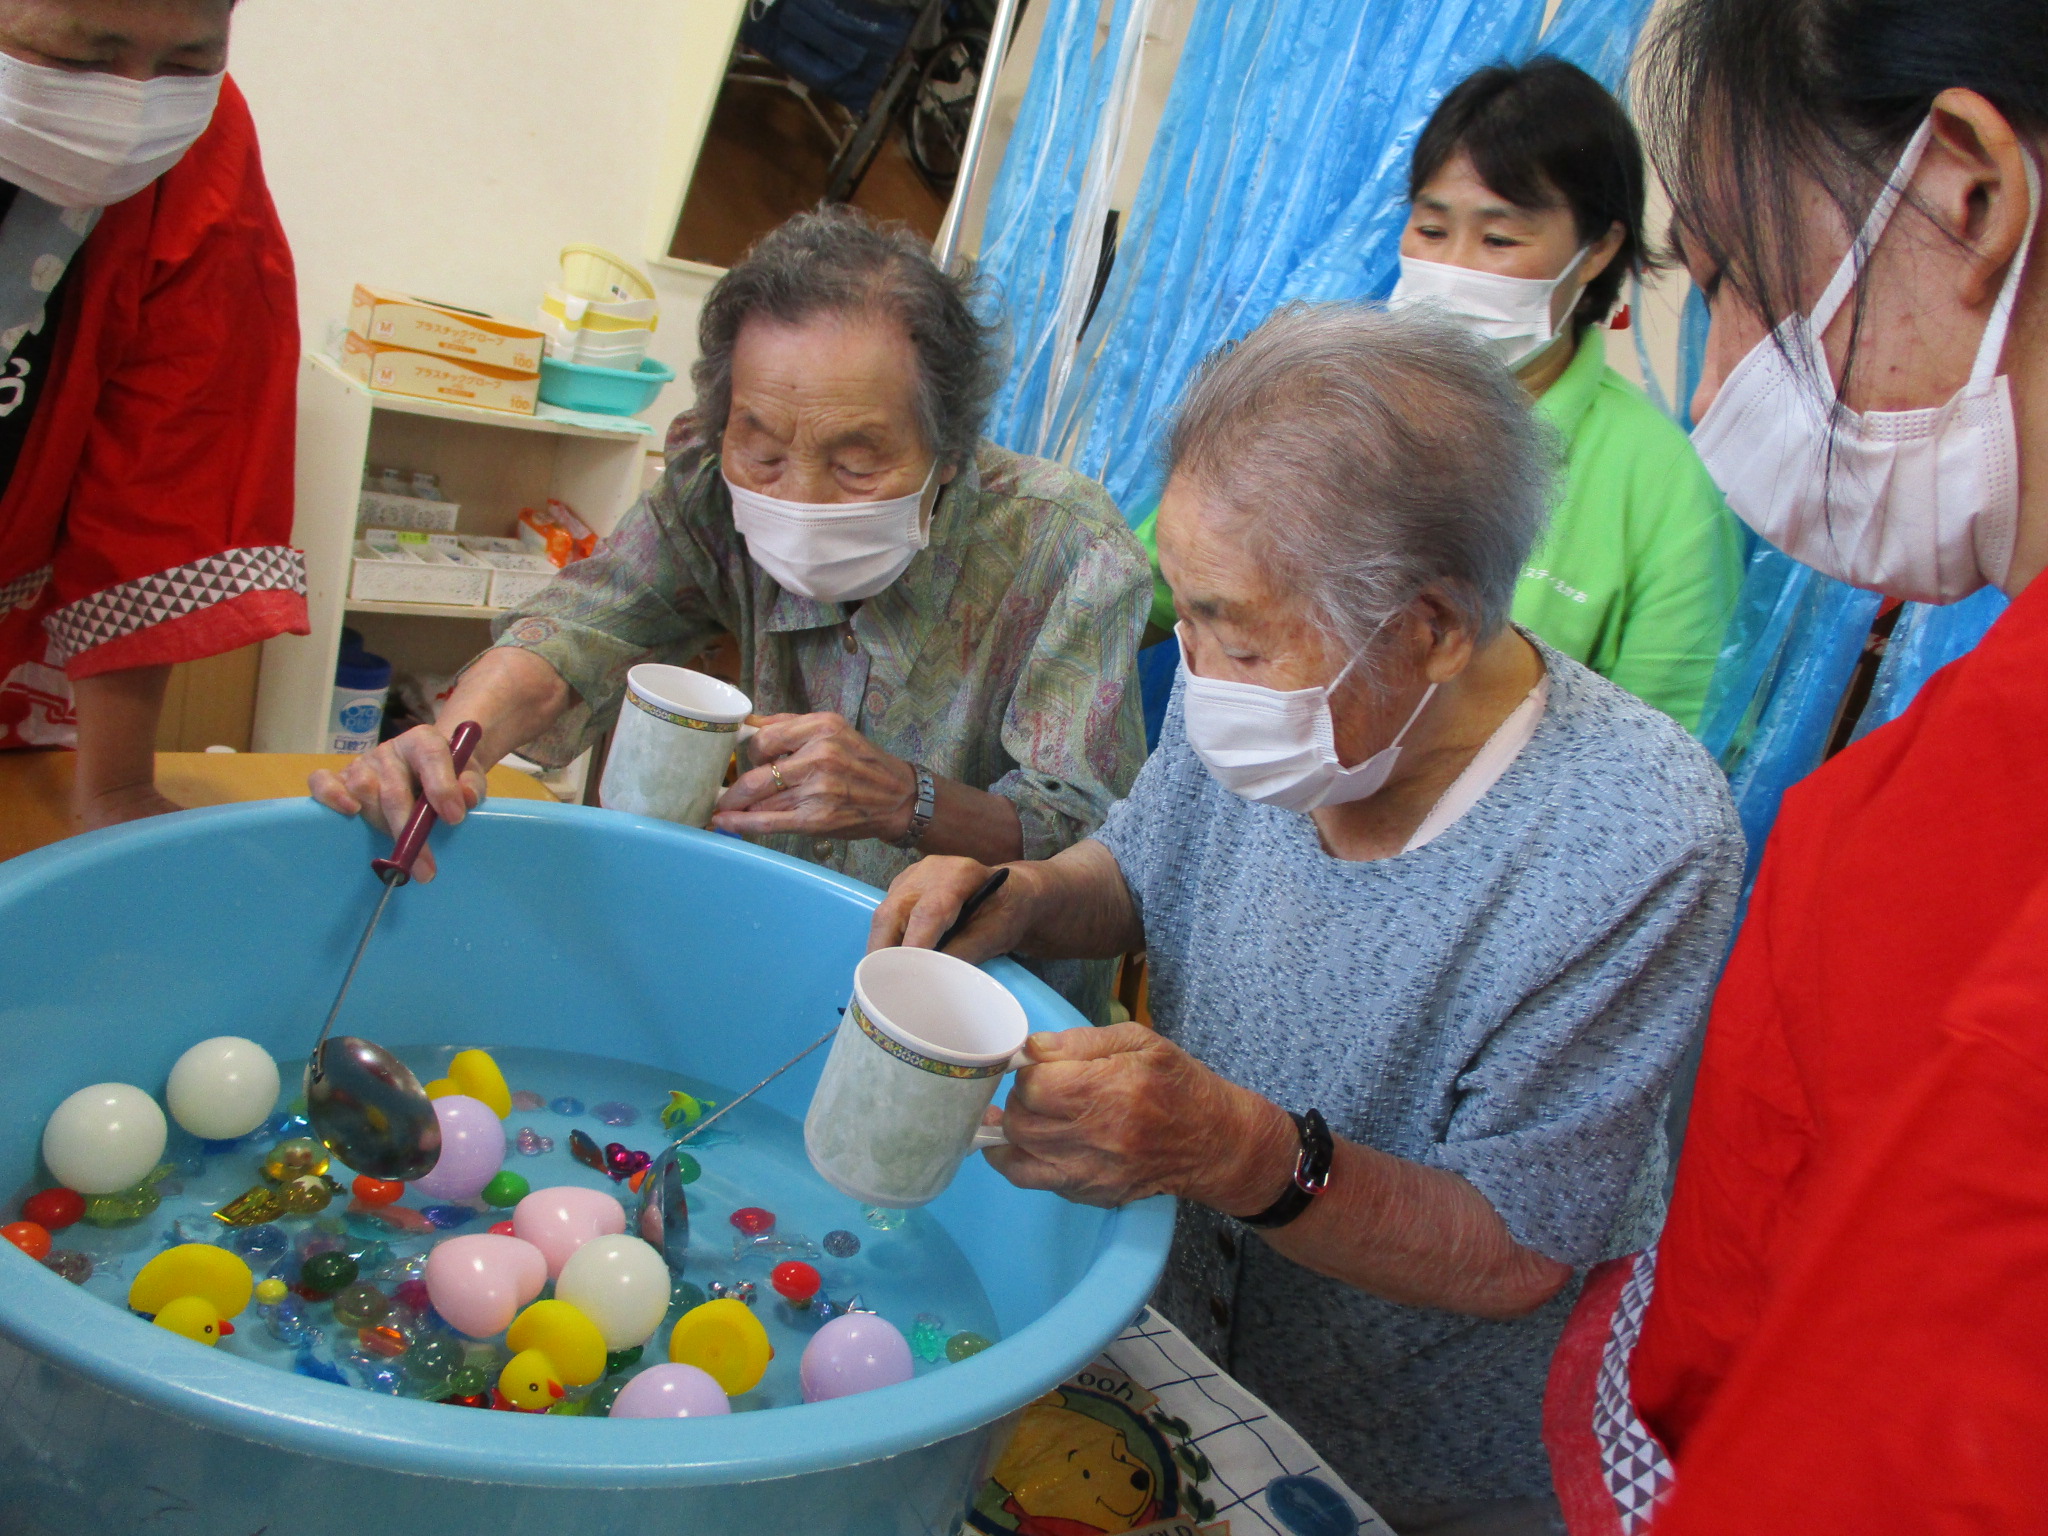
[1546,571,2048,1531]
[0,75,305,748]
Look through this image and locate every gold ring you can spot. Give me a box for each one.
[769,761,788,793]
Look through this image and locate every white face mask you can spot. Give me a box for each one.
[1388,245,1590,370]
[1692,119,2040,605]
[725,464,938,603]
[1177,623,1439,812]
[0,55,221,209]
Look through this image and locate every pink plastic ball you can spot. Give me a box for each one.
[799,1313,914,1403]
[608,1363,733,1419]
[511,1185,627,1278]
[409,1095,506,1203]
[422,1232,546,1338]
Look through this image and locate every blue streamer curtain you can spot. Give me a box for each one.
[977,0,1657,504]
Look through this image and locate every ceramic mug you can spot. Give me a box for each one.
[804,947,1030,1208]
[598,663,757,828]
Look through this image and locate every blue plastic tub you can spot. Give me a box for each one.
[0,800,1171,1535]
[537,352,675,415]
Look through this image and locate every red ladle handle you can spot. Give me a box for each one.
[371,719,482,886]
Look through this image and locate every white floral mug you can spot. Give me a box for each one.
[805,947,1030,1208]
[598,663,756,828]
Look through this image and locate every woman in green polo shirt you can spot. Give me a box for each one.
[1135,58,1740,732]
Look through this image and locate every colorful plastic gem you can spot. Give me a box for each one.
[706,1280,756,1306]
[511,1090,545,1112]
[910,1314,947,1363]
[421,1205,477,1231]
[514,1127,554,1157]
[658,1090,705,1131]
[393,1277,432,1314]
[264,1111,312,1142]
[354,1357,407,1395]
[592,1101,639,1127]
[604,1344,645,1376]
[406,1336,462,1386]
[771,1261,822,1305]
[482,1171,530,1208]
[551,1097,585,1117]
[215,1186,287,1227]
[489,1219,516,1236]
[281,1175,332,1215]
[228,1222,288,1264]
[351,1175,404,1207]
[672,1150,703,1185]
[41,1249,91,1283]
[862,1205,905,1231]
[446,1363,491,1399]
[4,1221,51,1260]
[331,1282,391,1329]
[254,1276,288,1306]
[261,1137,329,1183]
[822,1229,861,1258]
[730,1207,776,1237]
[22,1187,84,1230]
[299,1250,358,1297]
[84,1180,161,1226]
[671,1279,707,1311]
[602,1143,650,1182]
[567,1128,605,1172]
[294,1349,347,1386]
[262,1295,314,1345]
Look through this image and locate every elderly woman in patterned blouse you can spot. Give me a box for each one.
[311,206,1150,1017]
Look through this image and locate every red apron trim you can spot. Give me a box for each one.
[64,585,308,679]
[1546,1246,1675,1535]
[2,563,50,615]
[44,544,304,663]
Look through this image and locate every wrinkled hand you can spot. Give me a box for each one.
[713,712,915,842]
[307,722,484,882]
[74,782,183,832]
[868,855,1028,961]
[986,1022,1296,1212]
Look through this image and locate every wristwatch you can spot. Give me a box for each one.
[892,762,936,850]
[1238,1108,1334,1229]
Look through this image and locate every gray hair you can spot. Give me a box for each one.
[690,205,1000,471]
[1165,303,1555,681]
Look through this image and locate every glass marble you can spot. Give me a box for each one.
[299,1251,358,1297]
[672,1150,702,1185]
[604,1344,644,1376]
[263,1296,315,1346]
[909,1314,947,1363]
[592,1101,638,1127]
[261,1138,329,1183]
[406,1336,462,1386]
[281,1175,332,1215]
[229,1223,289,1263]
[510,1090,545,1112]
[862,1205,906,1232]
[421,1205,476,1231]
[263,1112,312,1142]
[358,1324,410,1358]
[331,1283,390,1329]
[671,1279,707,1312]
[822,1229,861,1259]
[549,1097,584,1117]
[945,1331,992,1362]
[445,1363,490,1398]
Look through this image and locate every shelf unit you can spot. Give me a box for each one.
[253,353,658,757]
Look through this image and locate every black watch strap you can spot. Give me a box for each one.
[1238,1108,1334,1230]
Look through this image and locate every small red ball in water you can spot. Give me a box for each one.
[22,1187,84,1230]
[489,1219,515,1237]
[771,1260,820,1304]
[729,1206,776,1237]
[352,1176,405,1207]
[3,1221,51,1261]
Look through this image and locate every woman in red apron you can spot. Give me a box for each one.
[0,0,303,827]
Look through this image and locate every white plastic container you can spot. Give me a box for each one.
[457,536,559,609]
[348,533,492,607]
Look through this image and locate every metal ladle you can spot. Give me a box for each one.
[305,720,482,1181]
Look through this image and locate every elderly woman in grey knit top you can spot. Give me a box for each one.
[875,305,1743,1535]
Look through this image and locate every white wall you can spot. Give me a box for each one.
[228,0,747,435]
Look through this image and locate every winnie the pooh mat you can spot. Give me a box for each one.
[966,1309,1389,1536]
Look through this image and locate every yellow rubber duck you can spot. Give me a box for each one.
[425,1050,512,1117]
[128,1244,253,1346]
[669,1298,772,1396]
[505,1298,606,1387]
[496,1349,566,1411]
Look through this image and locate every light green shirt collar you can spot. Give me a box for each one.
[1532,326,1609,441]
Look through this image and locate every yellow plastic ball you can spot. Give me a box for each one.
[505,1299,606,1388]
[254,1277,287,1306]
[448,1050,513,1119]
[668,1299,772,1396]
